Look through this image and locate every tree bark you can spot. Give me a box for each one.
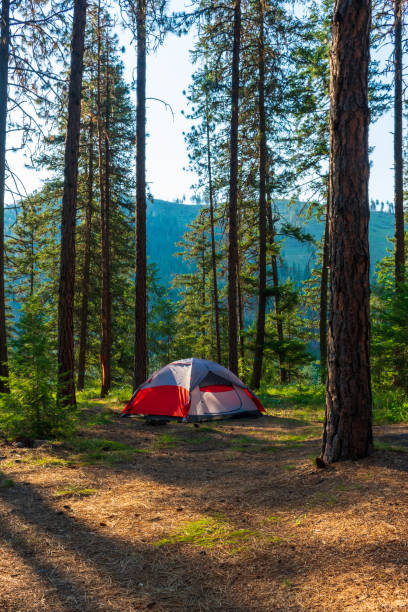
[394,0,404,287]
[0,0,9,392]
[266,193,287,384]
[77,116,94,391]
[322,0,373,463]
[205,103,221,364]
[100,26,112,398]
[237,255,244,362]
[57,0,87,408]
[228,0,241,375]
[251,4,267,390]
[134,0,147,389]
[319,207,329,384]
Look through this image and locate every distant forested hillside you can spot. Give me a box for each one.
[5,200,392,289]
[146,200,395,286]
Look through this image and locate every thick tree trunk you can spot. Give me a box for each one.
[322,0,373,463]
[394,0,404,287]
[228,0,241,375]
[319,208,329,384]
[0,0,9,392]
[77,117,94,392]
[206,107,221,364]
[251,7,267,390]
[100,32,112,398]
[57,0,87,408]
[134,0,147,389]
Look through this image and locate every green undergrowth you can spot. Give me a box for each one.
[372,389,408,424]
[259,385,325,424]
[62,437,149,465]
[261,384,408,425]
[77,385,130,405]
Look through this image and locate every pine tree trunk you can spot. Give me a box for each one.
[228,0,241,375]
[266,195,286,384]
[322,0,373,463]
[201,242,206,350]
[394,0,404,287]
[57,0,87,408]
[206,107,221,364]
[100,31,112,398]
[251,6,267,390]
[134,0,147,389]
[77,117,94,392]
[30,233,34,296]
[271,252,286,384]
[319,206,329,384]
[0,0,9,393]
[237,256,244,362]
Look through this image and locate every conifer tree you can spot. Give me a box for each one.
[322,0,373,463]
[57,0,87,408]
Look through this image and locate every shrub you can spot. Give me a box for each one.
[373,388,408,424]
[0,297,77,440]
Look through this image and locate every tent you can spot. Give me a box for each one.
[122,358,265,422]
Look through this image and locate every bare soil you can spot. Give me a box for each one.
[0,404,407,611]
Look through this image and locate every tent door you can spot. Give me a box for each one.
[199,385,242,416]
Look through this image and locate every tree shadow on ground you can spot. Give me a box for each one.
[1,448,408,612]
[0,469,254,611]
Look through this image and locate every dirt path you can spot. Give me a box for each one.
[0,411,407,611]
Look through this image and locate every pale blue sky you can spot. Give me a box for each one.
[6,0,395,206]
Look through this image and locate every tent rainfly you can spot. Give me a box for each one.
[122,358,265,422]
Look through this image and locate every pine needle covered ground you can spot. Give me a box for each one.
[0,390,407,611]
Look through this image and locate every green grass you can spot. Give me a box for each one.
[83,411,114,428]
[63,437,148,465]
[153,515,255,550]
[24,455,70,467]
[154,433,178,449]
[76,385,131,404]
[53,486,97,498]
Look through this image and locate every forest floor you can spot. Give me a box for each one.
[0,391,407,612]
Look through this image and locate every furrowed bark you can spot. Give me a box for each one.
[77,116,94,391]
[0,0,10,392]
[251,3,267,390]
[205,102,221,364]
[100,29,112,398]
[228,0,241,375]
[57,0,87,408]
[134,0,147,389]
[319,208,329,384]
[322,0,373,463]
[266,191,286,384]
[394,0,404,288]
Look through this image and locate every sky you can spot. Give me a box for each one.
[6,0,395,207]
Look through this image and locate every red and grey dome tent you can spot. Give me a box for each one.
[122,358,265,422]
